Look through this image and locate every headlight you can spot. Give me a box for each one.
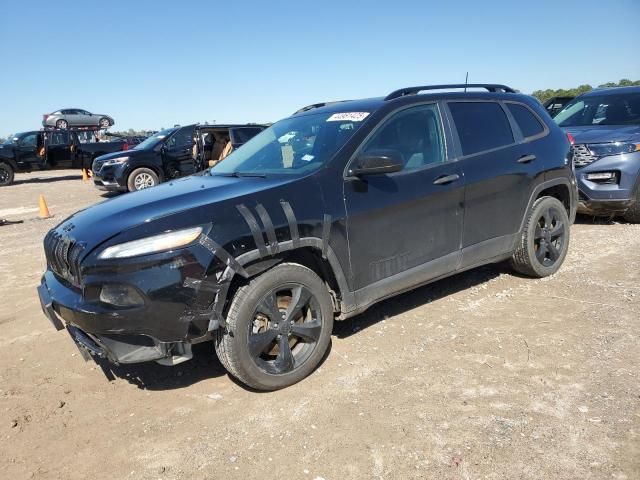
[98,226,203,259]
[102,156,129,166]
[587,143,640,157]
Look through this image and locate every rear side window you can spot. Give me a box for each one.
[449,102,514,156]
[507,103,545,138]
[231,127,264,144]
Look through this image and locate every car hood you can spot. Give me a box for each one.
[94,149,140,162]
[562,125,640,144]
[55,174,294,250]
[0,144,13,158]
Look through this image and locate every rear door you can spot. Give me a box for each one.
[446,100,538,266]
[45,131,73,168]
[344,103,465,296]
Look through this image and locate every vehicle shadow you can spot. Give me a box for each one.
[333,262,507,339]
[98,263,506,391]
[573,213,619,225]
[10,174,82,186]
[95,342,227,390]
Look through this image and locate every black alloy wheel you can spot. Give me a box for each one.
[248,284,322,375]
[533,206,566,267]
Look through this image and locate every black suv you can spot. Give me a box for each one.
[38,84,577,390]
[92,124,266,192]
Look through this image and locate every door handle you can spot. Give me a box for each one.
[433,173,460,185]
[517,154,536,164]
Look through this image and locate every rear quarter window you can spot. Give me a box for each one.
[449,102,514,156]
[507,103,545,138]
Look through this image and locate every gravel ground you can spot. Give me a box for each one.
[1,170,638,480]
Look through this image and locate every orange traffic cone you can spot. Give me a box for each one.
[82,168,89,181]
[38,195,51,219]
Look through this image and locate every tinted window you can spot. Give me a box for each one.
[50,131,70,145]
[168,127,194,148]
[20,133,38,146]
[507,103,545,138]
[554,92,640,127]
[231,127,264,144]
[449,102,514,156]
[360,104,445,170]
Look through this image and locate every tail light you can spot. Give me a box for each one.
[122,143,129,151]
[43,114,49,121]
[566,132,575,145]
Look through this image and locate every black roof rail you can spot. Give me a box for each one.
[293,100,351,115]
[385,84,516,101]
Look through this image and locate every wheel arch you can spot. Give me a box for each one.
[221,238,353,318]
[521,178,576,230]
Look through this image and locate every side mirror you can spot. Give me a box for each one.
[348,150,403,177]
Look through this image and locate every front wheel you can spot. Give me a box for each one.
[127,168,158,192]
[0,162,14,186]
[510,196,570,277]
[215,263,334,391]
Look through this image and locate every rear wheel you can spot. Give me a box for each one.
[510,196,570,277]
[127,168,158,192]
[98,117,110,128]
[215,263,334,391]
[0,162,14,186]
[56,119,68,129]
[623,190,640,223]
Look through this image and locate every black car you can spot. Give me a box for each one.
[92,124,266,192]
[38,84,577,390]
[0,129,128,186]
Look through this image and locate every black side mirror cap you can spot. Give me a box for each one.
[348,150,404,177]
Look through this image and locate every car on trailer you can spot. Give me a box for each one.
[38,83,577,390]
[43,109,115,129]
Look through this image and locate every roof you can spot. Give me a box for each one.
[582,86,640,97]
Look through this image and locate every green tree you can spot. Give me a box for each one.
[532,79,640,103]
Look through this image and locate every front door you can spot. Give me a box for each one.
[343,103,465,299]
[15,132,41,169]
[163,126,196,177]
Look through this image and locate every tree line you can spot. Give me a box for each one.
[531,79,640,103]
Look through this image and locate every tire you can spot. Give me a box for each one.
[0,162,14,187]
[98,117,110,129]
[623,190,640,223]
[127,168,159,192]
[56,119,68,129]
[510,196,570,278]
[215,263,334,391]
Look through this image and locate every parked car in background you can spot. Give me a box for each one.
[555,86,640,222]
[92,123,266,192]
[543,96,574,117]
[43,109,115,129]
[39,83,576,390]
[0,129,128,186]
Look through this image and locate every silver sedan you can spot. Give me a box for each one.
[43,109,115,129]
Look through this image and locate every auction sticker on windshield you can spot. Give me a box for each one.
[327,112,369,122]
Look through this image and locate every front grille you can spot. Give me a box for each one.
[92,159,104,173]
[571,144,598,168]
[44,230,85,287]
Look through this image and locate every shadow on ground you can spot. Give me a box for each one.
[10,175,83,186]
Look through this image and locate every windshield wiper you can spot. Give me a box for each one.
[214,171,267,178]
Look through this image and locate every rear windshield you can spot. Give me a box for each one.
[211,111,369,176]
[555,92,640,126]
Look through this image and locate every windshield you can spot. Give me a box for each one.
[2,136,15,145]
[555,91,640,127]
[134,128,176,150]
[210,111,370,176]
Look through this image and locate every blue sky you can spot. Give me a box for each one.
[1,0,639,137]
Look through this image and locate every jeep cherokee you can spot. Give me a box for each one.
[38,83,577,390]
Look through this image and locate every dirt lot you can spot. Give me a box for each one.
[0,169,638,480]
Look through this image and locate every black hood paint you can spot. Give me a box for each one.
[57,174,299,251]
